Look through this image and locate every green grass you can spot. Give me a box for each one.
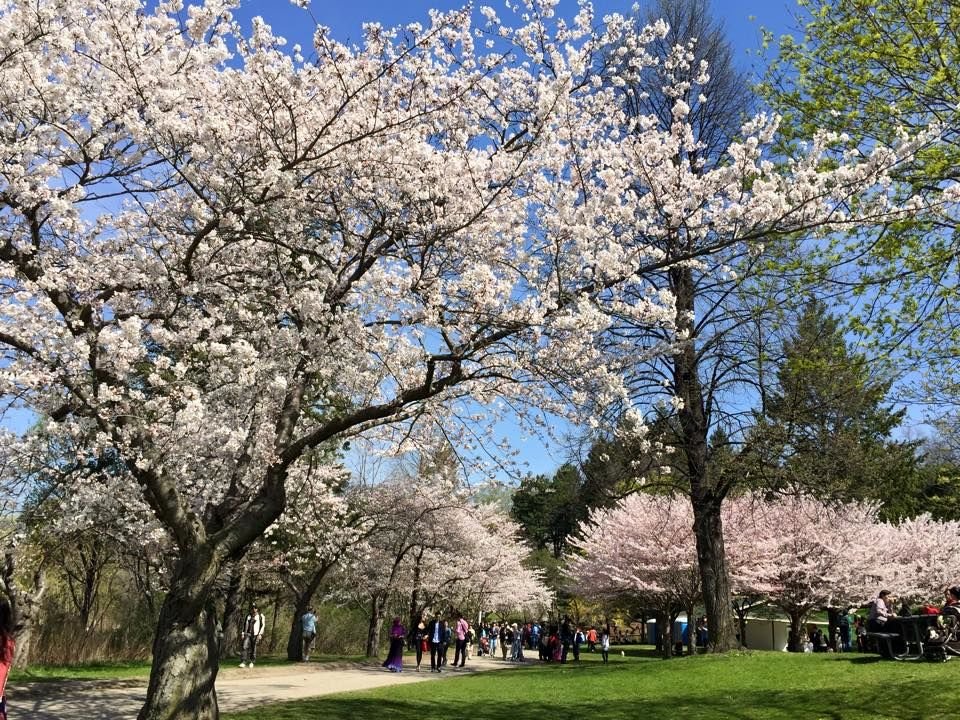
[9,654,365,684]
[9,660,154,683]
[222,646,960,720]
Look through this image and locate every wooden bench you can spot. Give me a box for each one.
[865,631,899,658]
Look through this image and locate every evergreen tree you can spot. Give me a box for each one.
[511,464,583,560]
[746,300,919,513]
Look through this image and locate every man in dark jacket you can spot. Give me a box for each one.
[426,612,447,673]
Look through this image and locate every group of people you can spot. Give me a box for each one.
[379,612,612,673]
[866,586,960,630]
[391,611,474,673]
[801,586,960,654]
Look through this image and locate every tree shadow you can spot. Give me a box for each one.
[223,675,953,720]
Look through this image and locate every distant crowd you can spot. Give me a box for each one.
[375,612,611,673]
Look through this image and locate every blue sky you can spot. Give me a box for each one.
[234,0,797,77]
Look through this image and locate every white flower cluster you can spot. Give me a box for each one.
[0,0,931,571]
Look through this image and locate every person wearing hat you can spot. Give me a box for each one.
[240,603,265,667]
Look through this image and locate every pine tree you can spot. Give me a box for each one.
[746,300,918,512]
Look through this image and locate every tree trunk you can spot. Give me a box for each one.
[787,609,805,653]
[685,604,695,655]
[657,610,673,659]
[691,487,736,652]
[285,563,333,661]
[220,567,243,661]
[286,597,307,662]
[365,593,385,658]
[827,607,841,651]
[3,552,46,669]
[672,264,736,653]
[268,590,281,654]
[733,603,748,649]
[137,551,221,720]
[407,553,424,648]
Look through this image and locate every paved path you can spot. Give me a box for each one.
[15,655,519,719]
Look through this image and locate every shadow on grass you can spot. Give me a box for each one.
[829,654,888,665]
[224,676,953,720]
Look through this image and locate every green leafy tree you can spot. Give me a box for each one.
[511,464,583,561]
[762,0,960,406]
[745,299,919,514]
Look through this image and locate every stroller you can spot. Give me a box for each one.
[924,605,960,662]
[478,635,490,656]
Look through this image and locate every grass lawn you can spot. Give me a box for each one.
[223,646,960,720]
[9,654,364,683]
[9,659,154,683]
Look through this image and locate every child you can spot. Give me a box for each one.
[600,628,610,664]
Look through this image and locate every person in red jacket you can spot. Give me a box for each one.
[0,600,15,720]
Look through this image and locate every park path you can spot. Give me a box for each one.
[14,654,517,719]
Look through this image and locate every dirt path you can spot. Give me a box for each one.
[15,655,518,719]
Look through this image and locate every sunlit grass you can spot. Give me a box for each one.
[223,646,960,720]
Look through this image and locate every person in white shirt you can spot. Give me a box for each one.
[240,604,265,668]
[867,590,894,632]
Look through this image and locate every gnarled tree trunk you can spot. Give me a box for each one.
[3,552,46,668]
[137,549,222,720]
[366,593,386,658]
[219,567,243,661]
[657,610,674,659]
[786,608,806,653]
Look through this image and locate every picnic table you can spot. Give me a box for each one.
[866,615,939,661]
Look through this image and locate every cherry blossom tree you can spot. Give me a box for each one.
[872,514,960,603]
[729,495,883,651]
[402,505,552,624]
[334,460,550,656]
[0,0,933,716]
[567,493,701,657]
[0,3,675,714]
[0,431,170,665]
[262,465,365,660]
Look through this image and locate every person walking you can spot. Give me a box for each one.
[427,612,447,673]
[0,601,14,720]
[453,612,470,668]
[300,606,317,661]
[489,622,499,657]
[500,623,510,660]
[600,628,610,664]
[240,603,265,668]
[382,617,406,672]
[511,622,524,662]
[573,627,584,662]
[415,618,427,671]
[560,615,573,663]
